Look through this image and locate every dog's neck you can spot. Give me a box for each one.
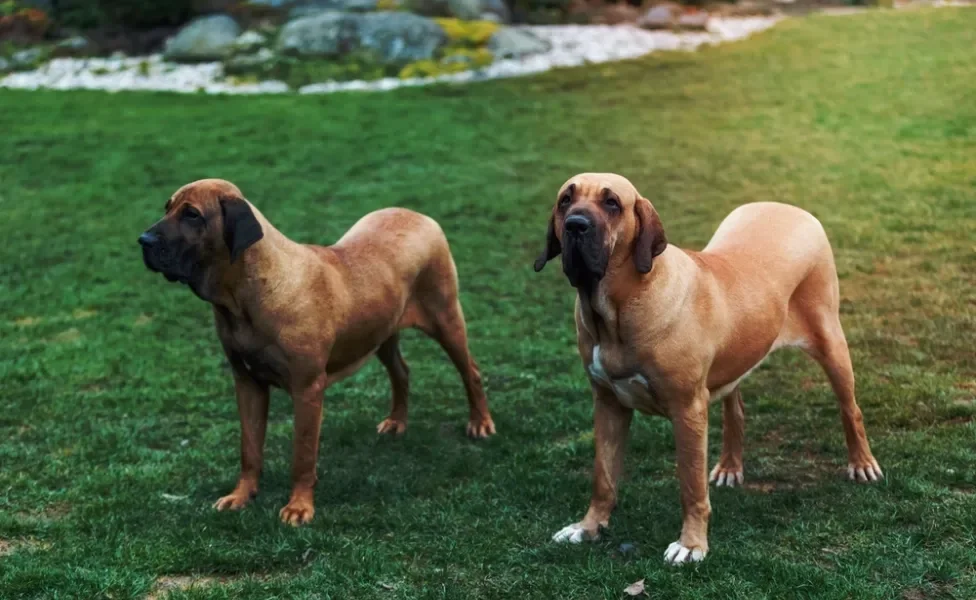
[577,245,691,345]
[206,217,310,319]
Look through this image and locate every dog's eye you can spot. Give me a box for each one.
[182,207,203,222]
[604,197,620,211]
[558,194,572,209]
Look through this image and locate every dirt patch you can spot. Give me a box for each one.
[134,314,153,326]
[744,481,783,493]
[146,574,268,600]
[14,316,41,326]
[72,309,97,320]
[17,502,71,523]
[50,328,82,343]
[147,576,225,600]
[0,538,52,556]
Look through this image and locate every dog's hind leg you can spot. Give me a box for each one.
[791,258,882,483]
[376,333,410,435]
[709,386,745,488]
[801,314,882,482]
[425,298,495,439]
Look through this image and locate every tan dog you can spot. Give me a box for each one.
[535,173,881,564]
[139,179,495,525]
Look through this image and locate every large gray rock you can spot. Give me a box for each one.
[447,0,510,22]
[638,3,680,29]
[277,11,358,57]
[356,13,447,63]
[11,48,44,70]
[164,15,242,62]
[488,26,550,59]
[0,57,11,74]
[287,0,387,18]
[404,0,451,17]
[225,48,277,74]
[234,30,269,53]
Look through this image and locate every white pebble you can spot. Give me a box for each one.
[1,20,784,95]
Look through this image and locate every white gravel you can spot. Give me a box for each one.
[0,18,781,95]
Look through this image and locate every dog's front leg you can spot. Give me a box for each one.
[280,373,328,526]
[553,383,633,543]
[664,387,711,565]
[214,362,269,512]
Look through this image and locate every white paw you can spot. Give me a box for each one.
[663,541,706,565]
[847,463,883,483]
[552,523,595,544]
[709,464,744,487]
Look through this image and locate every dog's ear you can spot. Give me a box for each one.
[633,196,667,274]
[220,196,264,264]
[533,215,561,272]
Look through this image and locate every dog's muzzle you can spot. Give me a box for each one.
[139,230,183,282]
[561,212,606,288]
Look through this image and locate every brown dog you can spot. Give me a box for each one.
[139,179,494,525]
[535,173,881,564]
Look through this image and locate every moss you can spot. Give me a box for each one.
[398,48,493,80]
[227,51,398,89]
[375,0,403,10]
[442,47,493,68]
[433,18,499,47]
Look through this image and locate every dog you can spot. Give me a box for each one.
[534,173,881,564]
[139,179,495,525]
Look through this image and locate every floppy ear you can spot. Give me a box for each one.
[220,196,264,264]
[633,196,668,274]
[533,216,561,272]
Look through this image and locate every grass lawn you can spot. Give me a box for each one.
[1,8,975,599]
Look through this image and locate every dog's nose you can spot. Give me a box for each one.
[564,214,592,235]
[138,232,158,247]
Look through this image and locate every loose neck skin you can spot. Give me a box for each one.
[576,245,693,345]
[200,209,321,320]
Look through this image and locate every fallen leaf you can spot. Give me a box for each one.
[378,582,397,591]
[161,493,188,502]
[624,579,646,596]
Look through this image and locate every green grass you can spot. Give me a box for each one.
[1,8,974,600]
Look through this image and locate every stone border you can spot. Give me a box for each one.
[0,18,781,95]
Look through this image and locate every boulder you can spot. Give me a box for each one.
[357,12,447,63]
[488,26,550,59]
[10,48,43,70]
[54,36,92,57]
[277,11,358,57]
[677,11,710,30]
[288,0,380,17]
[225,47,277,73]
[234,30,269,53]
[595,3,640,24]
[638,3,680,29]
[404,0,451,17]
[447,0,510,22]
[164,15,241,62]
[0,57,10,74]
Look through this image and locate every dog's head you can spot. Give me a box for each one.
[138,179,264,298]
[533,173,667,289]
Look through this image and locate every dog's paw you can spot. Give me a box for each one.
[552,522,598,544]
[466,417,496,439]
[377,418,407,435]
[213,485,256,511]
[663,541,706,565]
[709,463,744,488]
[847,458,883,483]
[279,498,315,526]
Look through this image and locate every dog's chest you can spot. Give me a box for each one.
[588,345,660,413]
[222,322,289,387]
